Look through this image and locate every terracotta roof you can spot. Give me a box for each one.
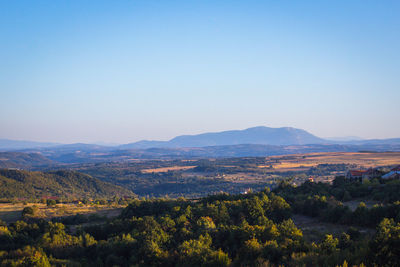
[41,196,59,200]
[391,165,400,171]
[349,170,367,176]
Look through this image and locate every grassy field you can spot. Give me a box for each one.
[178,152,400,190]
[141,165,197,173]
[0,203,123,223]
[262,152,400,171]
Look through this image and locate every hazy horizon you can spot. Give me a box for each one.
[1,1,400,143]
[1,125,399,145]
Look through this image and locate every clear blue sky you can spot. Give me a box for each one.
[1,0,399,143]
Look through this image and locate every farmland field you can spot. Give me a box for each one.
[140,165,197,173]
[264,152,400,171]
[58,152,400,198]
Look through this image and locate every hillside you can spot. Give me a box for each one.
[120,126,326,149]
[3,179,400,266]
[0,152,55,169]
[0,169,133,199]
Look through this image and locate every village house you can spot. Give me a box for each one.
[382,166,400,180]
[241,188,252,194]
[345,168,381,182]
[346,166,400,182]
[346,170,367,182]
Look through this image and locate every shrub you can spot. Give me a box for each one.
[22,206,38,217]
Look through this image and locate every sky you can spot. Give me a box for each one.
[1,0,399,144]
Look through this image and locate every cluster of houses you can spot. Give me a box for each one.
[382,166,400,179]
[346,165,400,182]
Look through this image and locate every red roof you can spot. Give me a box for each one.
[41,196,59,200]
[391,165,400,171]
[349,170,367,176]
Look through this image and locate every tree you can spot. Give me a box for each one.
[197,216,216,231]
[23,249,51,267]
[22,206,38,217]
[178,234,213,266]
[46,199,56,206]
[319,234,339,253]
[208,249,231,267]
[238,238,262,263]
[370,218,400,266]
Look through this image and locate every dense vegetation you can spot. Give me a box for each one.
[0,152,394,199]
[1,153,400,266]
[61,160,356,198]
[0,152,54,169]
[1,179,400,266]
[0,169,133,200]
[276,177,400,228]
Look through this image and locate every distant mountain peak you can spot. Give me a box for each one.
[120,126,326,149]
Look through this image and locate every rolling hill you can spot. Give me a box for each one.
[0,152,55,169]
[0,169,134,199]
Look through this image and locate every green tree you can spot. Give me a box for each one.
[46,199,56,206]
[370,218,400,266]
[197,216,216,231]
[22,206,38,217]
[319,234,339,253]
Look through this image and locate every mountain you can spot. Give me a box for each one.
[1,127,399,163]
[0,169,134,199]
[0,152,55,169]
[120,126,326,149]
[0,139,59,151]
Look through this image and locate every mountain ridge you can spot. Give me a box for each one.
[1,126,400,153]
[120,126,326,149]
[0,152,55,169]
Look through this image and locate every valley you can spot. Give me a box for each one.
[1,129,400,266]
[1,151,400,199]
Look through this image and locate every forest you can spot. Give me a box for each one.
[0,169,133,200]
[1,175,400,266]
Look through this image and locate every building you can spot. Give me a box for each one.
[346,167,382,182]
[241,188,252,194]
[346,170,368,182]
[363,168,382,180]
[382,165,400,180]
[391,165,400,172]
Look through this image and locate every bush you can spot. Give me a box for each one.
[46,199,57,206]
[22,206,38,217]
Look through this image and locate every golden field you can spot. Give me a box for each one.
[261,152,400,172]
[141,165,197,173]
